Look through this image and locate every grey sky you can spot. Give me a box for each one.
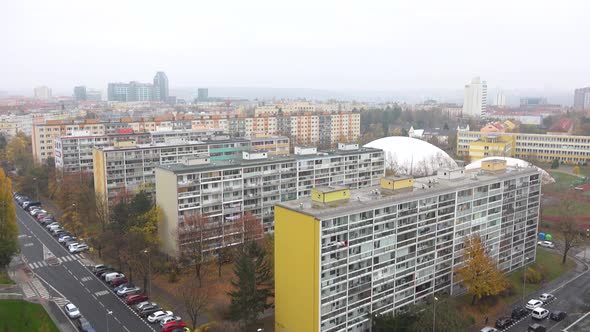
[1,0,589,93]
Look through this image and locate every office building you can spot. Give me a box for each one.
[275,161,540,331]
[574,87,590,111]
[462,77,487,118]
[108,81,154,102]
[34,86,52,100]
[197,88,209,101]
[74,86,87,101]
[32,120,106,163]
[495,91,506,107]
[153,72,169,102]
[155,143,385,256]
[520,97,547,107]
[86,89,102,101]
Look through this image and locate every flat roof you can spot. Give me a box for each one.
[98,138,251,151]
[277,166,538,220]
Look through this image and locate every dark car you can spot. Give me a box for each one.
[512,306,529,320]
[527,323,546,332]
[139,306,161,318]
[76,317,96,332]
[495,317,514,329]
[550,311,567,321]
[110,277,129,287]
[93,265,112,275]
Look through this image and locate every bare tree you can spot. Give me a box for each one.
[177,214,208,287]
[559,195,580,264]
[178,278,209,330]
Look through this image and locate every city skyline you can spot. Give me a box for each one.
[2,0,590,92]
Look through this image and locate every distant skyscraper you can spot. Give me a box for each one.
[74,86,87,101]
[520,97,547,107]
[462,77,487,118]
[198,88,208,101]
[108,83,129,101]
[86,89,102,101]
[108,82,154,102]
[495,91,506,107]
[34,86,52,100]
[153,71,169,102]
[574,87,590,110]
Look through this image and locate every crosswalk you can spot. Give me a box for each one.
[28,254,84,269]
[52,297,68,307]
[21,283,36,298]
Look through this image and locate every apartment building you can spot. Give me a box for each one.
[32,120,106,163]
[458,131,590,164]
[0,114,34,138]
[319,113,361,147]
[275,160,540,332]
[284,113,319,145]
[150,129,228,144]
[155,143,385,256]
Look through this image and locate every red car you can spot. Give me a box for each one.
[161,320,186,332]
[36,213,48,221]
[125,294,148,305]
[110,277,128,287]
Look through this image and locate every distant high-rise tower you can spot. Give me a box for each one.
[495,91,506,107]
[462,77,487,118]
[34,86,52,100]
[197,88,208,101]
[153,71,169,102]
[574,87,590,111]
[74,86,87,101]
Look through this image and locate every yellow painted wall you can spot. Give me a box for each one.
[275,206,319,332]
[481,160,507,171]
[311,188,350,203]
[380,177,414,190]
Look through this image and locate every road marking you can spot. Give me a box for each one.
[30,262,38,269]
[23,242,34,247]
[95,290,110,297]
[81,276,92,282]
[123,326,130,332]
[21,283,36,298]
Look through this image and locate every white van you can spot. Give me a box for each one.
[104,272,124,282]
[532,308,549,320]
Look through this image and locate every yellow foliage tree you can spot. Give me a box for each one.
[573,166,581,175]
[455,235,508,305]
[0,168,19,269]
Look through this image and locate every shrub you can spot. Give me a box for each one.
[551,158,559,169]
[524,267,543,284]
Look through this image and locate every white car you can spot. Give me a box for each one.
[147,310,173,323]
[479,327,498,332]
[68,243,80,252]
[526,299,544,310]
[71,244,89,253]
[64,303,81,319]
[160,315,182,327]
[117,286,141,297]
[531,307,549,320]
[538,241,555,248]
[539,293,555,303]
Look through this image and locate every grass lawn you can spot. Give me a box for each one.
[0,299,59,332]
[541,200,590,216]
[544,171,582,193]
[0,270,15,284]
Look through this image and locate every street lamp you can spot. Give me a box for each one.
[432,296,438,332]
[143,249,151,297]
[106,309,113,332]
[522,256,532,305]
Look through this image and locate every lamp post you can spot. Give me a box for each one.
[522,256,531,305]
[106,309,113,332]
[72,203,78,236]
[143,249,151,297]
[432,296,438,332]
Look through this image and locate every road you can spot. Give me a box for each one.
[502,248,590,332]
[15,204,156,332]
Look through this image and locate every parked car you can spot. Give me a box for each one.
[161,321,186,332]
[495,317,514,329]
[36,213,48,220]
[104,272,124,282]
[114,283,134,293]
[147,310,173,323]
[111,277,129,288]
[126,294,149,305]
[526,299,544,310]
[64,239,79,248]
[512,306,529,320]
[538,241,555,248]
[64,303,81,319]
[539,293,554,303]
[68,243,80,253]
[46,222,59,229]
[532,308,549,320]
[23,201,41,209]
[135,301,158,312]
[51,227,65,236]
[139,306,162,318]
[76,317,96,332]
[528,323,546,332]
[93,265,112,275]
[160,316,182,327]
[92,264,106,273]
[479,328,498,332]
[117,286,141,297]
[31,209,47,217]
[40,217,54,225]
[58,235,75,243]
[71,244,89,253]
[550,311,567,321]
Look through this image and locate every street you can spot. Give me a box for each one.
[15,205,155,332]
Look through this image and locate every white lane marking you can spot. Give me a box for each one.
[81,276,92,282]
[30,262,38,269]
[94,290,109,297]
[23,242,34,247]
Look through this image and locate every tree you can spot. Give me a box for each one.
[559,196,580,264]
[227,241,273,327]
[215,246,232,278]
[0,168,19,269]
[178,278,210,330]
[551,158,560,169]
[178,214,208,287]
[455,235,508,305]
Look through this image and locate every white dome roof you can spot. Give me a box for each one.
[364,136,457,176]
[466,157,555,185]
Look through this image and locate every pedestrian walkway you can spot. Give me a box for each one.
[27,254,84,270]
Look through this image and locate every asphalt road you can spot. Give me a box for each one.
[15,204,156,332]
[501,248,590,332]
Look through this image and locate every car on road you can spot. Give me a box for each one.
[160,316,182,327]
[117,286,141,297]
[537,241,555,248]
[64,303,81,319]
[528,323,546,332]
[526,299,544,310]
[512,306,529,320]
[531,308,549,320]
[550,311,567,321]
[161,321,187,332]
[539,293,554,303]
[76,316,96,332]
[495,317,514,329]
[125,294,148,305]
[147,310,173,323]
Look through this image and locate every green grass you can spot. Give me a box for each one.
[542,200,590,216]
[544,171,581,193]
[0,300,59,332]
[0,270,15,284]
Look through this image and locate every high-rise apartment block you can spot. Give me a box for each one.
[155,143,385,256]
[153,72,169,102]
[463,77,487,118]
[74,86,87,101]
[574,87,590,111]
[275,160,540,331]
[34,86,52,100]
[495,91,506,107]
[197,88,208,101]
[108,72,168,102]
[32,120,106,163]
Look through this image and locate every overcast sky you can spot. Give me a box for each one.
[1,0,589,93]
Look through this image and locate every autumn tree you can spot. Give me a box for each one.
[559,196,580,264]
[0,168,19,270]
[178,214,208,287]
[178,278,210,330]
[227,241,273,327]
[455,235,508,305]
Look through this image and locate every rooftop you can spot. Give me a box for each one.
[277,165,538,220]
